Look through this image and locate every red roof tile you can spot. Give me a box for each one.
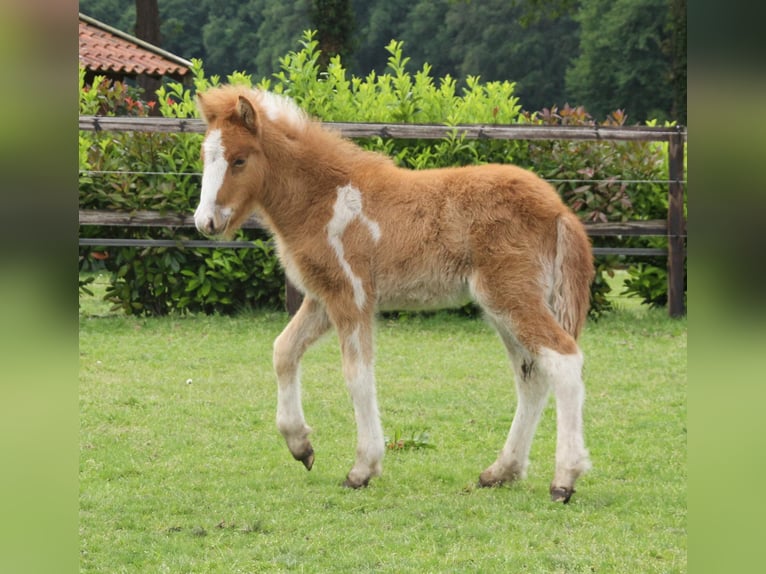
[79,13,191,79]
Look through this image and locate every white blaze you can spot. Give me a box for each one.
[327,184,381,310]
[194,129,230,232]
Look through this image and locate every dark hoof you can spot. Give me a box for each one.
[478,465,520,488]
[550,485,575,503]
[342,475,370,489]
[294,448,314,471]
[477,474,505,488]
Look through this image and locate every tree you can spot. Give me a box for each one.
[396,0,579,112]
[135,0,161,45]
[350,0,413,74]
[200,1,266,78]
[134,0,162,105]
[668,0,686,124]
[566,0,673,122]
[444,0,579,111]
[79,0,135,33]
[309,0,355,68]
[157,0,208,63]
[200,0,310,79]
[79,0,684,121]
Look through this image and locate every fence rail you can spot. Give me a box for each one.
[78,209,672,255]
[79,115,686,142]
[79,116,687,316]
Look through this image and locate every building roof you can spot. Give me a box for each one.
[79,13,192,79]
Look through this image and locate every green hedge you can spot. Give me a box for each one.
[79,31,681,316]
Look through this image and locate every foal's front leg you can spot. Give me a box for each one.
[273,298,331,470]
[336,320,385,488]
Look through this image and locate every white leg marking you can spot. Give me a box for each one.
[341,326,384,483]
[327,184,381,310]
[500,370,550,478]
[480,323,551,483]
[194,129,230,233]
[273,301,331,458]
[537,347,591,486]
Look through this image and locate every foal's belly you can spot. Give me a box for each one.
[375,273,472,311]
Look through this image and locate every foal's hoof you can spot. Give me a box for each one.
[550,485,575,504]
[478,463,522,488]
[477,472,506,488]
[293,447,315,471]
[341,474,371,489]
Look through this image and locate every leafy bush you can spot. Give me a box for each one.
[265,35,527,170]
[623,257,687,310]
[79,31,684,316]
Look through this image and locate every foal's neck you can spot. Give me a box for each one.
[256,124,359,237]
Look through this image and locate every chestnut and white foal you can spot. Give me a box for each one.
[193,86,595,502]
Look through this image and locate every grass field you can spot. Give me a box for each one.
[79,275,686,572]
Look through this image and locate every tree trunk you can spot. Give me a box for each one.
[135,0,162,112]
[669,0,687,125]
[135,0,161,45]
[309,0,355,69]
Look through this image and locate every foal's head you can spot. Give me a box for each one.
[194,86,306,237]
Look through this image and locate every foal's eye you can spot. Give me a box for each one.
[232,158,246,168]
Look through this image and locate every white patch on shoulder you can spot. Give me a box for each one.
[327,184,381,310]
[255,90,307,130]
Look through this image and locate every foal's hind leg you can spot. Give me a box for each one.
[537,346,591,502]
[273,297,331,470]
[479,321,551,487]
[479,313,590,501]
[474,274,590,501]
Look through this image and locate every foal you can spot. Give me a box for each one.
[193,86,595,502]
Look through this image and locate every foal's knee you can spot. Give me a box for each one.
[535,346,584,388]
[273,334,295,379]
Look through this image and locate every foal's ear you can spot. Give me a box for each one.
[237,96,258,132]
[195,92,215,124]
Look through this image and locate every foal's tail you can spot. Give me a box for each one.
[551,212,595,340]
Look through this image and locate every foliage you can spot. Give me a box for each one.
[385,429,435,451]
[623,258,687,310]
[310,0,355,68]
[79,272,95,297]
[566,0,673,123]
[390,0,580,113]
[80,32,683,316]
[78,0,683,122]
[667,0,687,124]
[623,262,669,309]
[267,33,523,127]
[102,242,283,316]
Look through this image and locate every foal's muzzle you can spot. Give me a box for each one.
[194,205,232,237]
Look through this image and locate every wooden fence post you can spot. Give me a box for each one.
[667,131,686,317]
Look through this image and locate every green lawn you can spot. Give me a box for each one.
[79,276,686,573]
